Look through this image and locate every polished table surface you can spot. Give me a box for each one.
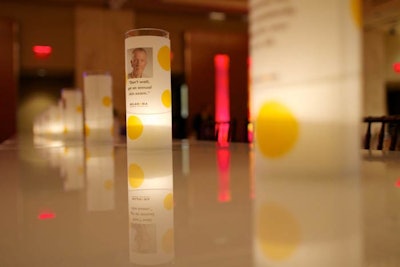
[0,137,399,267]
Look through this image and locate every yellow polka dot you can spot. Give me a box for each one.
[256,101,299,158]
[127,115,143,140]
[85,149,91,159]
[84,124,90,137]
[162,229,174,254]
[64,147,69,154]
[163,193,173,210]
[104,179,113,190]
[63,127,69,134]
[350,0,362,28]
[158,46,170,71]
[76,105,82,113]
[161,90,171,108]
[128,163,144,188]
[102,96,111,107]
[77,165,84,175]
[257,202,301,261]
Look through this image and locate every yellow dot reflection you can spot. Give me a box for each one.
[128,163,144,188]
[163,193,173,210]
[257,202,301,261]
[162,228,174,254]
[84,124,90,137]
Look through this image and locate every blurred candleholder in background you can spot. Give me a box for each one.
[61,88,83,142]
[83,71,114,144]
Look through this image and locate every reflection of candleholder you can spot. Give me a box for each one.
[127,149,174,265]
[125,28,172,149]
[253,175,362,266]
[61,88,83,142]
[85,145,115,211]
[83,71,114,144]
[60,146,85,191]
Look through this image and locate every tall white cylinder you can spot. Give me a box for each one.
[250,0,363,266]
[125,28,172,149]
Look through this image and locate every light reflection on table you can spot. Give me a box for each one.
[0,139,399,266]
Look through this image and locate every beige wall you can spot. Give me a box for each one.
[134,11,248,74]
[363,28,387,117]
[75,7,134,121]
[0,3,75,74]
[385,33,400,83]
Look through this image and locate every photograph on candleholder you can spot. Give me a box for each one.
[126,47,153,79]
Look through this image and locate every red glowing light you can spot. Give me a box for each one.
[393,63,400,73]
[395,179,400,188]
[38,211,56,220]
[33,45,52,58]
[214,54,230,147]
[217,149,231,202]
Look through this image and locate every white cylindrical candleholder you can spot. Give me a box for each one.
[61,88,84,142]
[125,28,172,149]
[127,149,174,265]
[83,71,114,144]
[249,0,362,266]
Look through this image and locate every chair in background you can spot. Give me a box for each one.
[363,115,400,151]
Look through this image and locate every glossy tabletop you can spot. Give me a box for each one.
[0,137,399,267]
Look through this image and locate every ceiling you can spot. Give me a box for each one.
[364,0,400,32]
[1,0,248,15]
[2,0,400,32]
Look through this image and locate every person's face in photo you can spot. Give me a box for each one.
[131,49,147,75]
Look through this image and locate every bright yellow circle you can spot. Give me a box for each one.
[128,163,144,188]
[162,228,174,254]
[85,148,91,159]
[102,96,112,107]
[104,179,114,190]
[76,105,82,113]
[350,0,362,28]
[256,101,299,158]
[63,127,69,134]
[163,193,174,210]
[84,123,90,137]
[161,90,171,108]
[127,115,143,140]
[77,165,84,175]
[257,202,301,261]
[158,46,170,71]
